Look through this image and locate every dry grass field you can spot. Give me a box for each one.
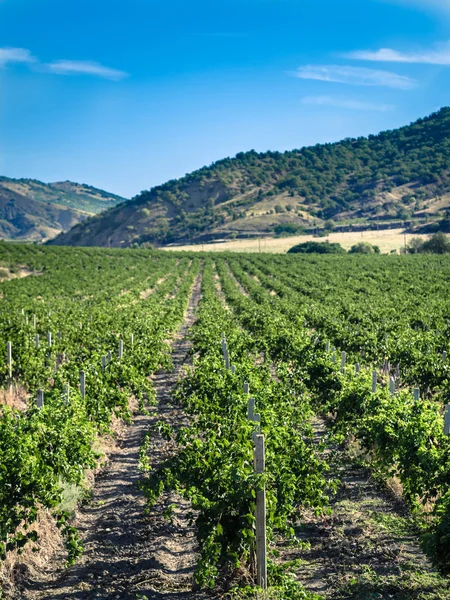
[163,228,432,254]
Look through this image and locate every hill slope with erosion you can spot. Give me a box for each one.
[49,107,450,248]
[0,178,127,242]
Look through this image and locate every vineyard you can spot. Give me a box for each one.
[0,242,449,599]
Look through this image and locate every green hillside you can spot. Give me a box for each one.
[50,107,450,248]
[0,178,127,242]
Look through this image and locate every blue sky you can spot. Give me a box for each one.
[1,0,450,198]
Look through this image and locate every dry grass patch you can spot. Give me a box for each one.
[0,385,29,411]
[0,267,42,282]
[163,229,432,254]
[0,509,64,596]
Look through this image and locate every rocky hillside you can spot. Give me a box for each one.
[50,107,450,247]
[0,178,126,242]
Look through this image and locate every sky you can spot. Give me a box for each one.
[1,0,450,198]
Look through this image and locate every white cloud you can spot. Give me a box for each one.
[45,60,128,80]
[291,65,415,89]
[346,41,450,65]
[301,95,394,111]
[0,47,127,80]
[0,47,37,67]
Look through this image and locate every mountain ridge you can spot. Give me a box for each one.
[48,107,450,247]
[0,178,127,242]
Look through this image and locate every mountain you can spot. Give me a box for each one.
[49,107,450,248]
[0,178,127,242]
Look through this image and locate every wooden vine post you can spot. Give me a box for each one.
[444,404,450,436]
[222,334,230,370]
[37,389,44,409]
[413,388,420,401]
[118,339,123,359]
[102,355,106,371]
[245,382,266,589]
[372,370,377,393]
[340,351,346,373]
[389,377,395,395]
[80,371,86,400]
[7,341,12,379]
[35,334,39,349]
[254,434,267,590]
[7,341,12,394]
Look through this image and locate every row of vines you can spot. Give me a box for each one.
[1,244,449,598]
[0,243,198,564]
[141,251,450,596]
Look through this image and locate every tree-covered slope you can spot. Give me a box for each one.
[50,107,450,248]
[0,178,127,242]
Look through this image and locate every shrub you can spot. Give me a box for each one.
[406,232,450,254]
[288,241,346,254]
[274,223,300,235]
[349,242,377,254]
[421,232,450,254]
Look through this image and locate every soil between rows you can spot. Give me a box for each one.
[279,418,449,599]
[10,272,213,600]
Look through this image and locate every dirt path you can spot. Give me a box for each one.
[13,272,211,600]
[280,417,449,599]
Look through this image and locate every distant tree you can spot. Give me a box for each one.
[274,223,299,235]
[405,233,450,254]
[349,242,377,254]
[324,219,336,232]
[288,241,346,254]
[421,232,450,254]
[406,237,424,254]
[397,207,411,220]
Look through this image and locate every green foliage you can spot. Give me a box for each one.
[216,252,450,576]
[405,232,450,254]
[2,243,450,592]
[140,259,330,589]
[348,242,378,254]
[288,241,346,254]
[0,243,199,565]
[274,223,302,235]
[417,232,450,254]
